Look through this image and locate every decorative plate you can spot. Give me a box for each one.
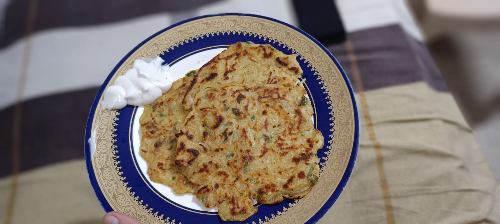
[85,13,359,224]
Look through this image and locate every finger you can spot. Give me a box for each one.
[103,211,142,224]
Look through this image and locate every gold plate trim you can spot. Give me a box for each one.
[168,45,229,65]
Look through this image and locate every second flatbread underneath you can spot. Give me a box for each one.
[139,75,197,194]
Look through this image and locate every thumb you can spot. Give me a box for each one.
[103,211,142,224]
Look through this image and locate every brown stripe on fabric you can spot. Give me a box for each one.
[328,25,448,92]
[345,39,396,224]
[0,87,100,178]
[4,0,38,223]
[1,0,220,49]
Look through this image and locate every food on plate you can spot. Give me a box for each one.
[181,42,302,111]
[102,57,174,110]
[140,42,324,221]
[139,74,197,194]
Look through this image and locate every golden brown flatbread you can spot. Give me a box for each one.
[141,42,323,221]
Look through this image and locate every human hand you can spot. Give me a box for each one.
[103,212,141,224]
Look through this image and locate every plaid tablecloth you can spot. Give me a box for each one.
[0,0,498,223]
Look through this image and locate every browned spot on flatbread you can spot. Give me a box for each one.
[186,115,195,123]
[176,147,200,166]
[259,145,269,158]
[266,71,273,84]
[242,155,254,162]
[187,149,199,157]
[292,152,313,164]
[276,57,288,66]
[175,160,182,166]
[157,162,164,170]
[295,109,303,130]
[239,207,248,215]
[199,143,208,152]
[197,164,210,173]
[202,73,218,83]
[198,185,210,194]
[265,183,277,192]
[288,67,299,74]
[224,71,230,80]
[230,197,238,215]
[213,115,224,129]
[236,94,246,103]
[263,48,273,58]
[306,138,314,149]
[184,131,194,140]
[298,171,306,179]
[186,149,200,165]
[154,141,162,148]
[283,176,295,189]
[208,91,216,101]
[217,171,229,180]
[242,128,248,140]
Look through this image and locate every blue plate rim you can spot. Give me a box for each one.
[84,12,359,224]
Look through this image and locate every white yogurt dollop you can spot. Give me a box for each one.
[102,56,173,110]
[88,125,99,159]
